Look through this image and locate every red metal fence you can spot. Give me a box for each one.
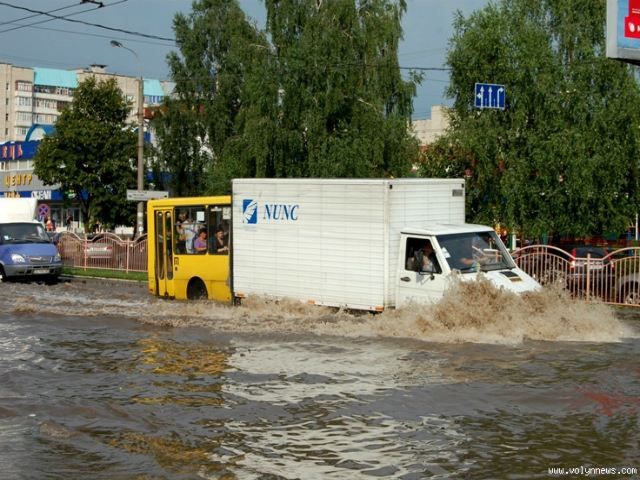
[54,234,640,307]
[55,232,147,273]
[512,245,640,306]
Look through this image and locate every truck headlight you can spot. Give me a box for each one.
[54,254,61,262]
[11,253,26,263]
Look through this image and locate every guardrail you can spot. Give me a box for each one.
[54,232,147,273]
[512,245,640,306]
[54,235,640,307]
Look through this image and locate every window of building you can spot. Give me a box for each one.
[34,84,54,94]
[33,85,73,96]
[145,95,164,105]
[54,86,73,96]
[17,112,32,123]
[34,113,55,124]
[14,158,33,171]
[1,159,15,170]
[16,81,32,92]
[35,98,56,109]
[16,96,32,107]
[14,127,28,138]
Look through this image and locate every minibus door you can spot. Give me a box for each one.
[153,209,175,298]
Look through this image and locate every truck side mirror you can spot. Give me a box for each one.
[419,265,436,280]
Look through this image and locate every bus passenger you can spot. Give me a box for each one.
[182,215,197,254]
[175,212,187,253]
[212,228,229,254]
[193,228,208,254]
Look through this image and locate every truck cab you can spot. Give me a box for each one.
[396,224,539,307]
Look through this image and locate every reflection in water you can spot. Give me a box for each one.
[133,336,230,407]
[108,431,223,477]
[0,279,638,478]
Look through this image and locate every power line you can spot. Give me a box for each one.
[401,66,449,71]
[0,1,82,28]
[0,22,174,48]
[0,1,172,41]
[0,0,125,34]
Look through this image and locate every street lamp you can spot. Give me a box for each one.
[110,40,145,237]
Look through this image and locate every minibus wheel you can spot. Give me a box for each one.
[187,278,208,300]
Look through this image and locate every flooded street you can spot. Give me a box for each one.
[1,278,639,479]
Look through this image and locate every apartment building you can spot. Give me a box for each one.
[0,62,168,143]
[0,61,170,230]
[411,105,450,148]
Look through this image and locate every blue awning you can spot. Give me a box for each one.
[143,78,164,97]
[33,67,78,88]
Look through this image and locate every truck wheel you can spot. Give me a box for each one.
[187,278,208,300]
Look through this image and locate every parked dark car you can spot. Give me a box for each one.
[534,244,614,295]
[558,245,614,295]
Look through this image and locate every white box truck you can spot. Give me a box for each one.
[231,178,539,311]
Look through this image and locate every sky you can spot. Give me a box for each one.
[0,0,488,119]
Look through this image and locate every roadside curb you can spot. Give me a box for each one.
[60,274,144,284]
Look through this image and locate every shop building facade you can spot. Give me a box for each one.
[0,61,171,231]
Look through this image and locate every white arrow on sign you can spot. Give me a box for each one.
[496,86,504,107]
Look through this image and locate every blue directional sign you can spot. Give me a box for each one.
[474,83,506,109]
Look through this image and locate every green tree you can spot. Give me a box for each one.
[151,0,263,195]
[153,0,419,195]
[420,0,640,239]
[34,77,137,230]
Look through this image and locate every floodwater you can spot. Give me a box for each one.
[0,277,639,479]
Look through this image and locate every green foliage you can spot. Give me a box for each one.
[152,0,419,195]
[420,0,640,238]
[33,77,137,230]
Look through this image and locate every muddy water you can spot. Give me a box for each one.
[0,277,639,479]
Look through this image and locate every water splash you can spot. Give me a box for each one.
[4,277,636,345]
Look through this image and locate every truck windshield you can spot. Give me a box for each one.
[0,223,50,244]
[436,231,514,273]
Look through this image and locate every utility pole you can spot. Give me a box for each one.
[110,40,145,237]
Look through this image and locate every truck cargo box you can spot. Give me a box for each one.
[0,198,37,222]
[232,178,465,310]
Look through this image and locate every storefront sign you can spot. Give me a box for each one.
[4,174,33,187]
[31,190,52,200]
[1,144,23,160]
[0,141,38,160]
